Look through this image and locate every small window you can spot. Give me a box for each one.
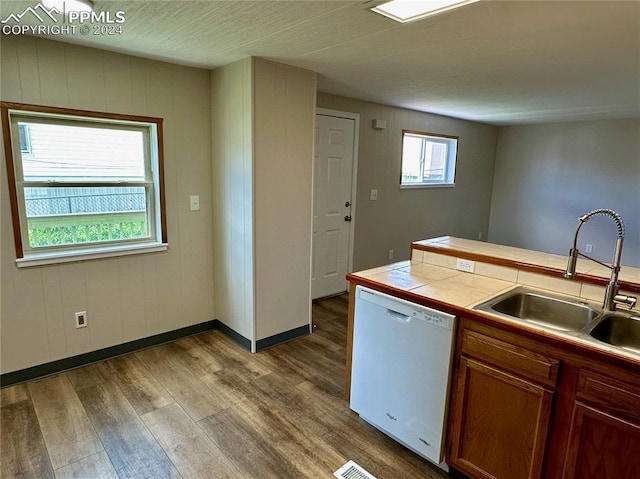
[1,102,167,266]
[18,124,32,155]
[400,130,458,187]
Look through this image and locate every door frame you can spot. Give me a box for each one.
[313,108,360,297]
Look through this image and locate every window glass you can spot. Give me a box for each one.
[18,121,146,181]
[401,131,458,187]
[24,186,149,248]
[2,102,166,264]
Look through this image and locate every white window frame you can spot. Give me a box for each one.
[400,130,458,188]
[1,102,168,267]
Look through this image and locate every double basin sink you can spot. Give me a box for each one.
[474,286,640,356]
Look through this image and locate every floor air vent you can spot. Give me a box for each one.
[333,460,378,479]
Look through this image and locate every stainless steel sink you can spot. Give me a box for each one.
[475,286,601,332]
[475,286,640,358]
[589,313,640,354]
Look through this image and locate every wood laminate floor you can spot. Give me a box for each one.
[0,294,451,479]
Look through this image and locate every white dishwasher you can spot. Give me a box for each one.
[350,285,456,470]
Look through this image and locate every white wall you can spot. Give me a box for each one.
[0,37,214,373]
[317,93,499,270]
[488,119,640,267]
[253,58,315,341]
[211,58,254,342]
[210,58,315,345]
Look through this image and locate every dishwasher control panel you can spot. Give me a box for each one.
[412,309,452,329]
[359,287,454,330]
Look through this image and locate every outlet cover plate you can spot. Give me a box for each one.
[75,311,87,328]
[456,258,475,273]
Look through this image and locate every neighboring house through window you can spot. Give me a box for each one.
[400,130,458,187]
[1,102,167,267]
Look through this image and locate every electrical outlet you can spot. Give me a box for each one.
[585,244,593,253]
[75,311,87,328]
[456,258,475,273]
[388,249,394,260]
[370,189,378,201]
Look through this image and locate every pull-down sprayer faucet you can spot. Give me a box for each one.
[564,209,636,312]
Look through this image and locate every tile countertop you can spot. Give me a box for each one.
[346,237,640,367]
[413,236,640,289]
[351,260,516,310]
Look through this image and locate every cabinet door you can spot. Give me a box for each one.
[563,402,640,479]
[448,357,553,479]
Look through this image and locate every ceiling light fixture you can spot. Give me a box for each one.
[42,0,94,14]
[370,0,480,23]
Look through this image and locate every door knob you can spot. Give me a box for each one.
[344,215,352,222]
[345,201,351,208]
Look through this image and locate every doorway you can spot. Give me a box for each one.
[312,109,359,299]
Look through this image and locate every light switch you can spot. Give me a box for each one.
[190,195,200,211]
[370,189,378,201]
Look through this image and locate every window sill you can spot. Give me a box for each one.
[400,183,456,189]
[16,242,169,268]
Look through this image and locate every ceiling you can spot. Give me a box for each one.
[2,0,639,125]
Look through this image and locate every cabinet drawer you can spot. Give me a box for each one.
[577,369,640,423]
[461,329,560,387]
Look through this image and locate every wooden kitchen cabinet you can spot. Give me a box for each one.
[447,327,557,479]
[562,370,640,479]
[447,318,640,479]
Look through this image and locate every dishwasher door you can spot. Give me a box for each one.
[350,286,456,466]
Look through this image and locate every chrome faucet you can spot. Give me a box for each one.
[564,209,637,312]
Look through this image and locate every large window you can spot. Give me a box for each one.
[1,102,167,266]
[400,130,458,187]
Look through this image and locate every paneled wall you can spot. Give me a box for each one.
[0,37,214,373]
[211,58,315,346]
[316,93,499,271]
[211,58,255,342]
[488,119,640,267]
[253,58,315,341]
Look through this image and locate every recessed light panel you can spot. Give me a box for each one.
[372,0,480,23]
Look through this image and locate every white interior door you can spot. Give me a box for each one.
[312,113,356,299]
